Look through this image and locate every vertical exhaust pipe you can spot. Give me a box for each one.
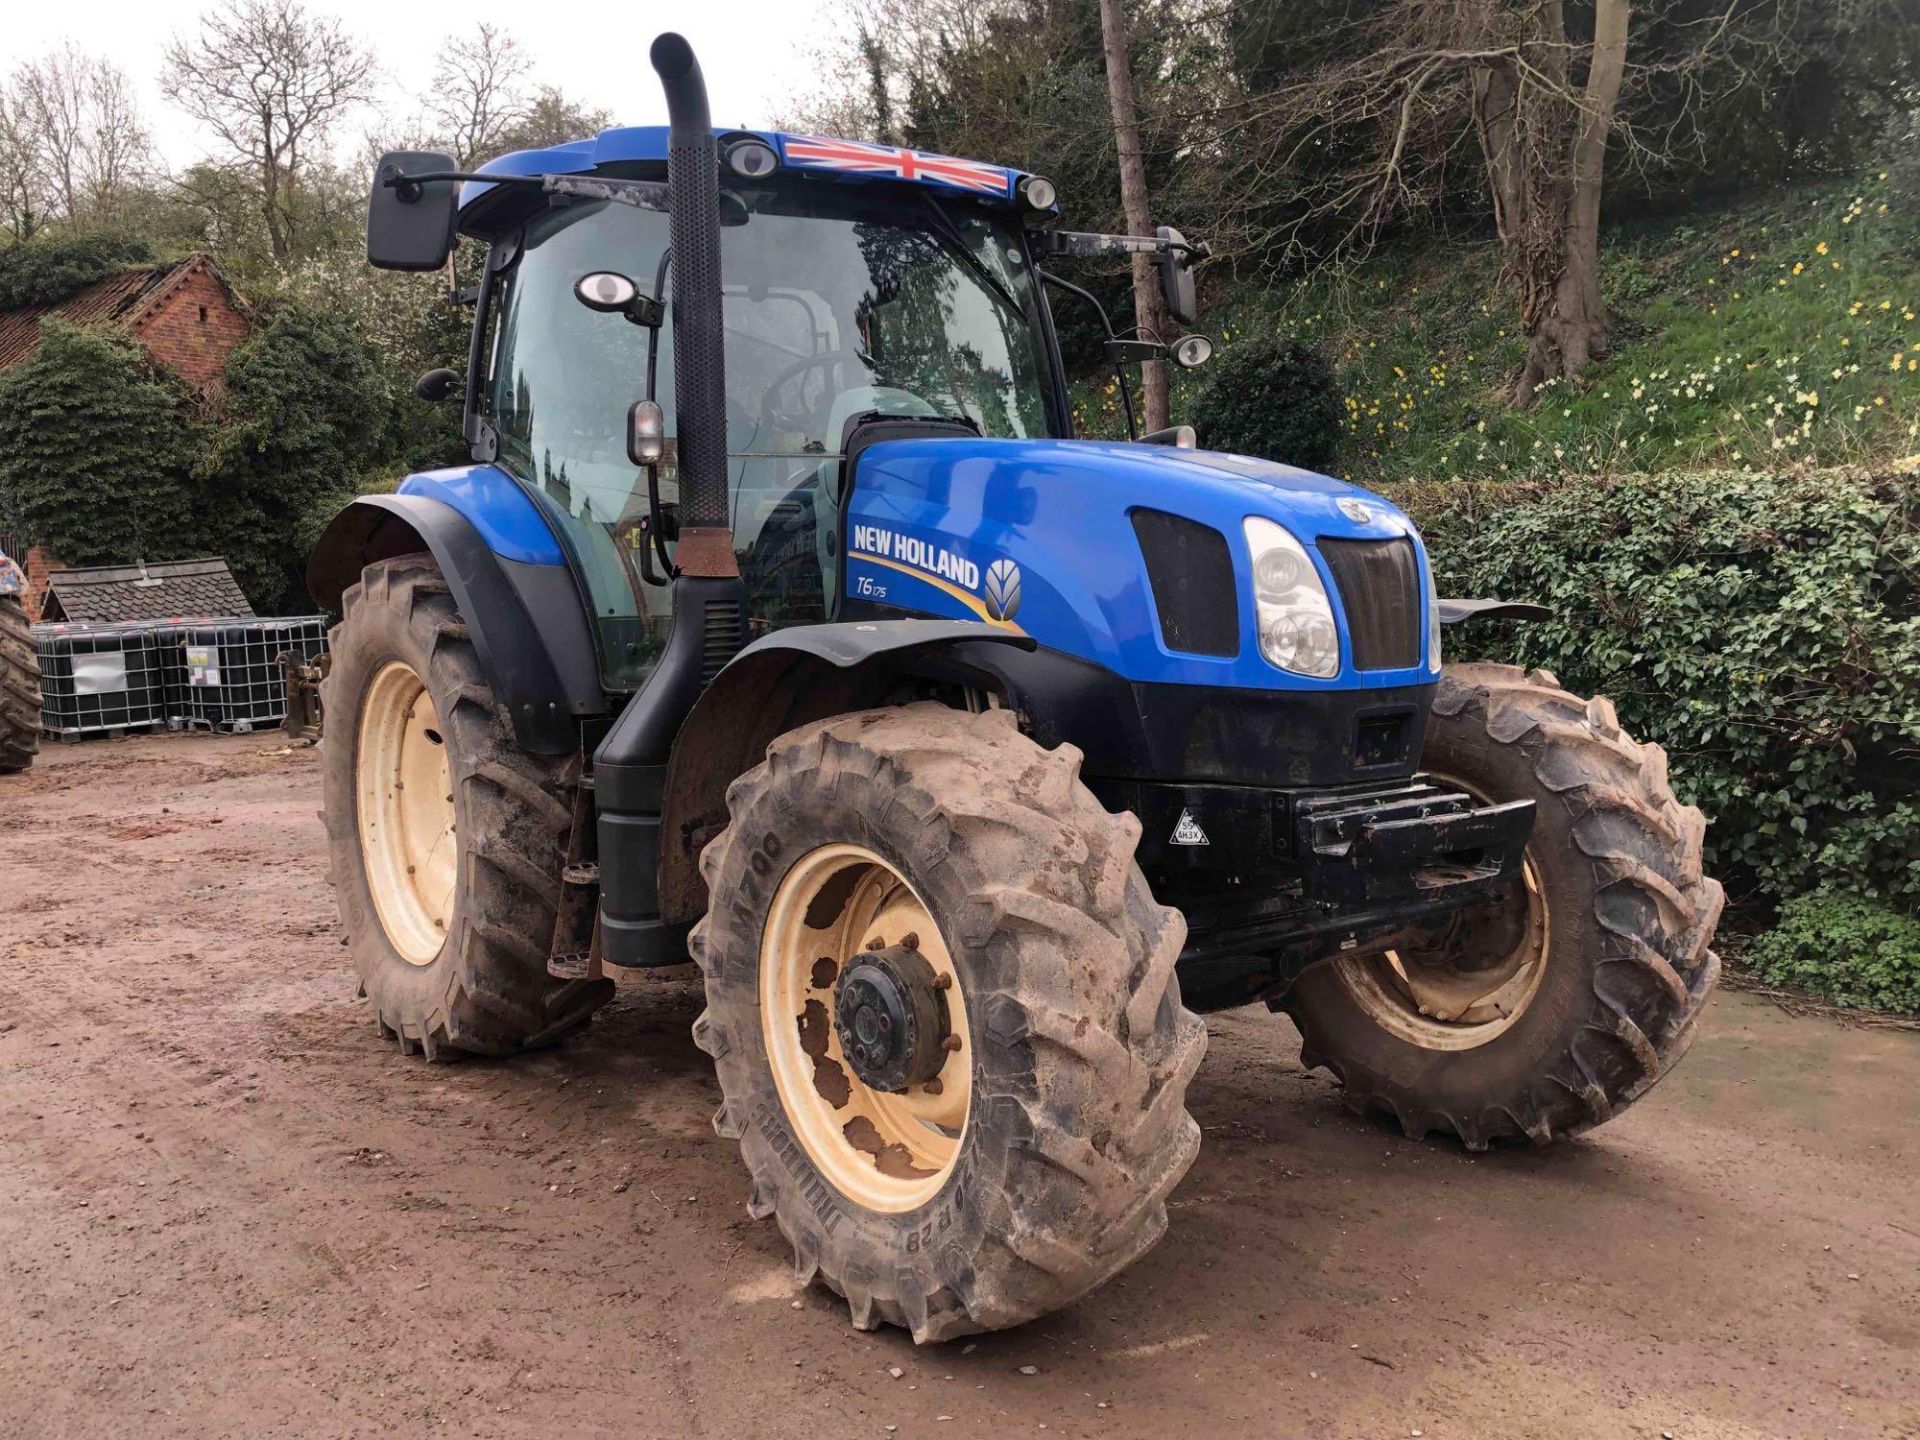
[593,34,746,970]
[649,32,735,578]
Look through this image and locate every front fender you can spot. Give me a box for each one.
[653,620,1034,922]
[307,493,605,754]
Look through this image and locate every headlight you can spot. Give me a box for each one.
[1423,548,1442,672]
[1244,517,1339,678]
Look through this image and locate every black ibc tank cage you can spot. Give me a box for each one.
[33,622,170,736]
[174,616,329,734]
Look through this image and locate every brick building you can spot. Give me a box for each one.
[0,254,251,619]
[0,252,249,395]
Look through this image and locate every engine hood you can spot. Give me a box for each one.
[837,435,1435,691]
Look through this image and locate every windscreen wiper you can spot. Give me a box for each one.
[918,192,1025,318]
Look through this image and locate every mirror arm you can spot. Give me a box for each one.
[1039,268,1138,441]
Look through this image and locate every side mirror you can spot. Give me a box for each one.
[1171,334,1215,369]
[413,367,460,402]
[1156,225,1198,327]
[367,150,458,271]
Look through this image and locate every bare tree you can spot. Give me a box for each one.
[1204,0,1783,404]
[15,47,87,225]
[1098,0,1172,431]
[162,0,375,263]
[428,24,533,168]
[2,46,154,234]
[77,57,154,226]
[0,84,48,241]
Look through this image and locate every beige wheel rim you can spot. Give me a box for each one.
[1333,774,1550,1051]
[356,661,456,966]
[760,843,971,1213]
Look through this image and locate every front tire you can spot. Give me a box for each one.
[1281,663,1723,1149]
[320,554,611,1057]
[0,594,40,774]
[692,704,1206,1343]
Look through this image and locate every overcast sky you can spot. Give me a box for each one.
[6,0,845,170]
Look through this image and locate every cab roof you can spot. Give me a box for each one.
[459,127,1028,213]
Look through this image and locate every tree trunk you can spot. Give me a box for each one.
[1511,0,1632,407]
[1096,0,1169,433]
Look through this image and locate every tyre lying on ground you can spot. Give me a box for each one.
[0,559,40,776]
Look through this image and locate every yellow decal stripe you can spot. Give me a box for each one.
[860,554,1026,636]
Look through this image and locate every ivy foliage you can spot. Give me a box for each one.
[0,320,204,566]
[1188,335,1344,471]
[0,234,156,310]
[1403,468,1920,908]
[1744,889,1920,1014]
[204,303,445,611]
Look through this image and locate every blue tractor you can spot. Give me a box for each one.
[0,546,39,773]
[309,35,1722,1343]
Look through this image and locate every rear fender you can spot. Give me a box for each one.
[307,494,604,754]
[655,621,1035,921]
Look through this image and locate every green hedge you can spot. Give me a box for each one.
[1745,889,1920,1013]
[1395,468,1920,908]
[0,320,205,565]
[0,235,155,310]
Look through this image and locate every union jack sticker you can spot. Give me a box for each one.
[779,136,1014,198]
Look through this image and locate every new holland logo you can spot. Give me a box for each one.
[983,558,1022,622]
[1170,808,1209,846]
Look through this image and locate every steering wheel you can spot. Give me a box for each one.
[759,350,868,434]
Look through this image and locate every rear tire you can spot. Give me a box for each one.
[320,553,611,1057]
[0,595,39,774]
[693,703,1206,1343]
[1281,663,1723,1149]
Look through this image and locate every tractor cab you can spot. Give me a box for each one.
[367,123,1209,694]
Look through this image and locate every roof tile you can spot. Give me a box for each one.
[43,557,255,623]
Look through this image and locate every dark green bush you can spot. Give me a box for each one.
[1400,468,1920,907]
[205,304,433,611]
[1189,335,1343,471]
[1744,889,1920,1013]
[0,320,204,565]
[0,234,155,310]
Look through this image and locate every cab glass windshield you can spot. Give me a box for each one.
[484,180,1054,688]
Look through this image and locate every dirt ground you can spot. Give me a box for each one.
[1,733,1916,1440]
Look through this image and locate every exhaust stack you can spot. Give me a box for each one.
[648,32,735,578]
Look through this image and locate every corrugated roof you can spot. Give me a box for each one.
[42,557,255,624]
[0,255,236,372]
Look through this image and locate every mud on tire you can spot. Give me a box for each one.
[1282,663,1724,1149]
[0,594,40,775]
[320,553,611,1057]
[692,703,1207,1343]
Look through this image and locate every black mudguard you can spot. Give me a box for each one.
[307,494,605,754]
[646,620,1035,927]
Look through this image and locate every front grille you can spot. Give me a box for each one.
[1131,510,1239,657]
[1318,537,1421,671]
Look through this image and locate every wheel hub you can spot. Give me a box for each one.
[833,945,950,1092]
